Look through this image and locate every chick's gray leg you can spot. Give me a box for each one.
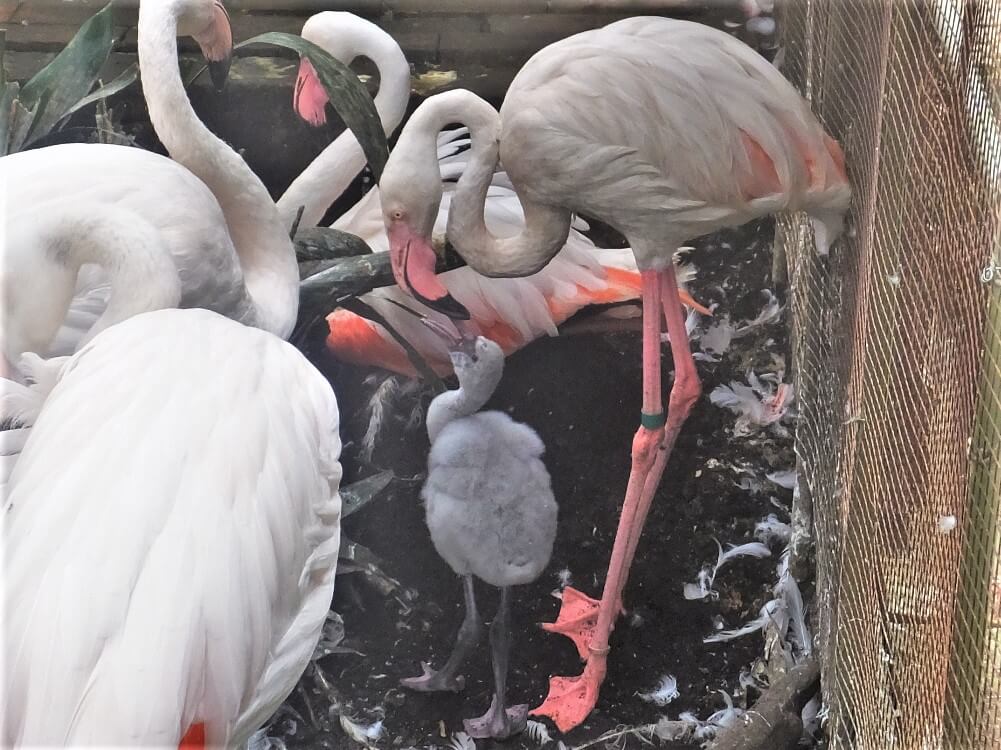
[464,587,529,739]
[401,574,482,692]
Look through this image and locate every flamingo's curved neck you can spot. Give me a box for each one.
[137,2,298,338]
[62,206,184,348]
[418,92,571,277]
[277,21,411,230]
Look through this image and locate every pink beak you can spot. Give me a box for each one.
[194,1,233,91]
[294,58,329,127]
[388,222,469,320]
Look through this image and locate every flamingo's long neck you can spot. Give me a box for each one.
[277,18,411,230]
[137,3,298,338]
[415,91,571,277]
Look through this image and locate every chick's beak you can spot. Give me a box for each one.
[420,318,478,359]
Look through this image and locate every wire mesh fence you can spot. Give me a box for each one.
[775,0,1001,747]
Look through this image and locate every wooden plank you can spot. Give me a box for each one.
[18,0,736,13]
[0,22,132,48]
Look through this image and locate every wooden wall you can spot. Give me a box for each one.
[1,0,746,100]
[0,1,751,206]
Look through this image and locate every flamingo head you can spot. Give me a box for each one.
[380,144,470,320]
[294,58,329,127]
[294,12,381,127]
[180,0,232,91]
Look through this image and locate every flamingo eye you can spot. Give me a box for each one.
[391,209,404,221]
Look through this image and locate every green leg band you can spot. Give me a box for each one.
[641,411,666,429]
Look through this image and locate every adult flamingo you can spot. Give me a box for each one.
[376,17,850,730]
[2,308,342,747]
[282,12,706,376]
[1,0,297,375]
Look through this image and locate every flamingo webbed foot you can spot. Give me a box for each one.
[530,659,607,733]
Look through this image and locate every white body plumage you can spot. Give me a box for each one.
[1,308,342,748]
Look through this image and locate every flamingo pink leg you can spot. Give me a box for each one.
[532,266,700,733]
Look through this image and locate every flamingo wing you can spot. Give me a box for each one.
[2,308,341,748]
[500,17,849,251]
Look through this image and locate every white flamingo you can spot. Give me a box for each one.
[280,12,707,376]
[401,326,557,740]
[1,0,297,377]
[1,2,344,743]
[376,17,850,731]
[1,308,342,748]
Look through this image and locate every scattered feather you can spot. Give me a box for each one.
[766,469,797,489]
[710,371,795,436]
[637,674,679,706]
[775,551,811,657]
[525,720,553,746]
[360,376,401,462]
[339,716,384,747]
[684,540,771,600]
[733,290,782,337]
[735,476,766,493]
[246,729,284,750]
[719,541,772,566]
[755,513,792,546]
[653,714,699,741]
[801,694,822,740]
[697,315,735,359]
[704,691,746,740]
[555,568,573,589]
[683,564,718,600]
[937,514,957,534]
[447,732,476,750]
[704,599,784,643]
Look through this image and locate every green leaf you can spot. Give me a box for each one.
[295,226,373,268]
[340,470,394,518]
[3,97,35,156]
[19,2,118,145]
[235,32,389,181]
[61,63,139,121]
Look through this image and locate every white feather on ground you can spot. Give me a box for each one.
[683,540,772,600]
[732,289,782,337]
[754,513,793,546]
[701,549,811,661]
[637,674,680,706]
[710,370,795,436]
[766,468,797,488]
[525,720,554,745]
[654,692,746,747]
[696,315,735,361]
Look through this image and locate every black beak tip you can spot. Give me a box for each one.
[208,56,232,92]
[418,292,470,321]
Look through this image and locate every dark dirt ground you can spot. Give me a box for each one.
[262,214,802,750]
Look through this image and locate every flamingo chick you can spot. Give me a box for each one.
[401,328,557,740]
[378,17,850,730]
